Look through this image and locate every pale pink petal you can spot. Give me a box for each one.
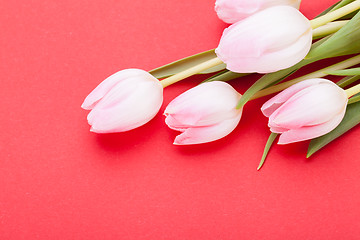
[261,78,327,117]
[173,114,242,145]
[215,6,311,73]
[81,69,149,110]
[88,80,163,133]
[215,0,259,23]
[164,81,241,126]
[215,0,301,24]
[278,109,346,144]
[269,82,348,129]
[269,125,289,133]
[251,27,312,73]
[164,115,188,132]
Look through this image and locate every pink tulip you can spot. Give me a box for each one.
[164,81,242,145]
[81,69,163,133]
[215,6,312,73]
[215,0,301,24]
[261,78,348,144]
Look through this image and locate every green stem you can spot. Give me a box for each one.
[251,54,360,100]
[310,0,360,29]
[345,83,360,97]
[160,57,223,88]
[312,20,349,39]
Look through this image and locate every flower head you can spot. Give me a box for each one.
[81,69,163,133]
[215,0,301,24]
[261,78,348,144]
[164,81,242,145]
[215,5,312,73]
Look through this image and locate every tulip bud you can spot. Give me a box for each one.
[215,0,301,24]
[81,69,163,133]
[261,78,348,144]
[164,81,242,145]
[215,6,312,74]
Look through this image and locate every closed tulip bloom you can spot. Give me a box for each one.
[215,0,301,24]
[81,69,163,133]
[215,6,312,73]
[261,78,348,144]
[164,81,242,145]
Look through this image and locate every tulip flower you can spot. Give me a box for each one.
[81,69,163,133]
[261,78,348,144]
[164,81,242,145]
[215,0,301,24]
[215,6,312,74]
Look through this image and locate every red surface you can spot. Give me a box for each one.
[1,0,360,239]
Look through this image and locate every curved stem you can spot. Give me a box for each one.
[160,57,223,88]
[310,0,360,29]
[251,54,360,100]
[345,83,360,98]
[312,20,349,39]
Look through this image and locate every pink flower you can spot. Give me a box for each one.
[261,78,348,144]
[81,69,163,133]
[164,81,242,145]
[215,6,312,73]
[215,0,301,24]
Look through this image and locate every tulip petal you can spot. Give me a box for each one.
[215,0,260,23]
[88,80,163,133]
[164,81,241,126]
[164,115,188,132]
[216,6,311,73]
[269,82,348,129]
[81,69,149,110]
[278,109,347,144]
[173,114,242,145]
[261,78,327,117]
[215,0,301,24]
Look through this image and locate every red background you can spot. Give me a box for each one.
[1,0,360,239]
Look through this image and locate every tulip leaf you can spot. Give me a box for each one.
[258,133,278,170]
[326,67,360,76]
[149,49,226,79]
[202,70,248,83]
[307,101,360,158]
[306,10,360,60]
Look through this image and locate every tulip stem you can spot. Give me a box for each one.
[345,83,360,98]
[312,20,349,39]
[160,57,224,88]
[251,54,360,100]
[310,0,360,29]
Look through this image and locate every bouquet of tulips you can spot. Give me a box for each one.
[82,0,360,169]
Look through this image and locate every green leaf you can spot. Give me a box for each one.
[306,10,360,60]
[327,67,360,76]
[258,133,278,170]
[202,70,248,83]
[149,49,226,79]
[307,101,360,157]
